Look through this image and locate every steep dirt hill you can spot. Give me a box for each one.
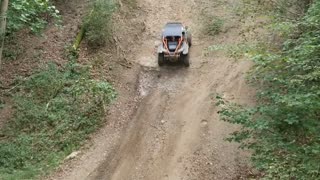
[48,0,256,179]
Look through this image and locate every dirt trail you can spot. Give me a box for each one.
[50,0,255,179]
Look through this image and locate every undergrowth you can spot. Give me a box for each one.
[8,0,61,34]
[0,62,116,179]
[84,0,116,47]
[215,0,320,179]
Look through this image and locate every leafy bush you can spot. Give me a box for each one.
[84,0,116,47]
[0,63,116,179]
[8,0,60,34]
[217,1,320,179]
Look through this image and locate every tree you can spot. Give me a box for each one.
[0,0,9,69]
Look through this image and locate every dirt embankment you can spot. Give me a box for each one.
[48,0,257,179]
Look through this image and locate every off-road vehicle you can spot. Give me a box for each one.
[157,22,192,67]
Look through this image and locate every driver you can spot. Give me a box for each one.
[182,31,186,41]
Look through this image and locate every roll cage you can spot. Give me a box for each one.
[161,23,187,54]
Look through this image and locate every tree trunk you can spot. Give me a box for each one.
[0,0,9,70]
[72,26,85,51]
[71,10,93,52]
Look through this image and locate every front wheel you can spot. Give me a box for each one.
[158,53,165,66]
[181,54,190,67]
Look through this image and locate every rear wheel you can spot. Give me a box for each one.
[182,54,190,67]
[187,33,192,47]
[158,53,165,66]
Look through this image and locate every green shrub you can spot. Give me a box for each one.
[84,0,116,47]
[217,1,320,179]
[0,63,116,179]
[8,0,60,34]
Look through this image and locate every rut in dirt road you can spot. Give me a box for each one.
[52,0,254,179]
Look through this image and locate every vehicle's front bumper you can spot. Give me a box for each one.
[164,52,181,62]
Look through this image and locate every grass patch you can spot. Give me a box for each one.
[206,42,269,60]
[0,62,116,179]
[207,16,225,36]
[121,0,138,8]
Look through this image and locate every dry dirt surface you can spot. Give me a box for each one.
[49,0,256,179]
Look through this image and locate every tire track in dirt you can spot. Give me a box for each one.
[88,0,253,179]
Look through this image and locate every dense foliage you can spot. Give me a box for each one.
[217,0,320,179]
[0,63,116,179]
[7,0,60,34]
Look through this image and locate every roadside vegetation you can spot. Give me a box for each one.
[0,62,116,179]
[0,0,118,179]
[83,0,116,47]
[7,0,60,34]
[216,0,320,179]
